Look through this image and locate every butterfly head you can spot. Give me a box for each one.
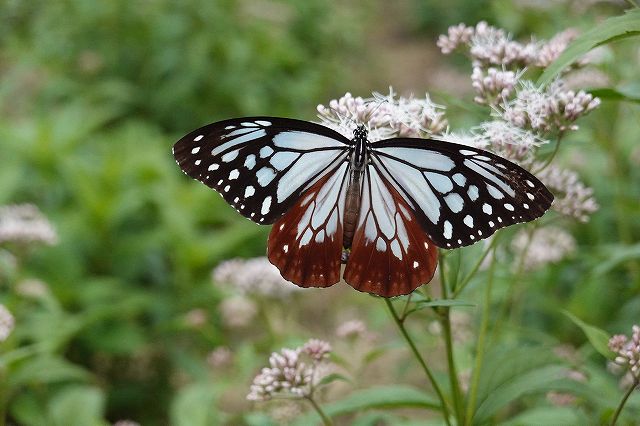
[352,125,368,142]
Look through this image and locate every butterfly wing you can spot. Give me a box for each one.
[369,138,554,248]
[267,162,349,288]
[173,117,350,224]
[343,165,438,297]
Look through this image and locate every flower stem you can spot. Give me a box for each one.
[305,396,333,426]
[453,236,499,299]
[610,377,639,426]
[439,255,465,424]
[384,298,452,425]
[464,250,496,425]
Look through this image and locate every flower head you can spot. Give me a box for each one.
[317,89,447,141]
[609,325,640,380]
[0,304,15,342]
[511,226,576,271]
[0,204,58,246]
[336,319,368,340]
[212,257,302,297]
[207,346,233,369]
[536,164,598,222]
[219,296,257,328]
[247,339,333,402]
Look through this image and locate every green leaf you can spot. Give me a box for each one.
[317,372,353,387]
[48,385,106,426]
[170,382,220,426]
[471,345,560,422]
[538,9,640,86]
[562,310,614,359]
[589,87,640,104]
[502,406,588,426]
[592,243,640,276]
[414,299,476,308]
[474,365,571,423]
[293,386,440,425]
[8,356,92,388]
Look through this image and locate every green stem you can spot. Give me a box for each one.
[384,299,452,425]
[305,396,333,426]
[533,132,564,174]
[610,377,639,426]
[464,249,497,425]
[453,236,499,299]
[439,256,465,424]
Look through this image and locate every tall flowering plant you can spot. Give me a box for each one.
[216,12,639,425]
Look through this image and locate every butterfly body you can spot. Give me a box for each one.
[173,116,553,297]
[343,125,369,249]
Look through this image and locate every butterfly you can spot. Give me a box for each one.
[173,117,553,297]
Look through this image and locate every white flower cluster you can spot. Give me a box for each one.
[536,163,599,222]
[212,257,302,297]
[503,80,600,133]
[335,319,367,339]
[316,90,448,141]
[0,304,15,342]
[511,226,576,271]
[247,339,332,402]
[609,325,640,380]
[0,204,58,246]
[471,67,518,105]
[438,22,579,69]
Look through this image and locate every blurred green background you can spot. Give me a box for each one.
[1,0,639,425]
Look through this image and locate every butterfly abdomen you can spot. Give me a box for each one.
[343,130,368,249]
[343,169,363,249]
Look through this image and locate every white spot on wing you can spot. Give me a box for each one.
[208,163,219,171]
[229,169,240,180]
[195,160,201,165]
[482,203,492,214]
[194,135,204,141]
[256,167,276,187]
[255,120,271,126]
[300,228,312,246]
[221,150,239,163]
[444,193,464,213]
[453,173,466,186]
[504,203,514,211]
[390,240,402,259]
[259,146,274,158]
[191,147,200,154]
[244,154,256,170]
[425,172,453,193]
[261,196,272,215]
[376,238,387,252]
[443,220,453,239]
[468,185,479,201]
[464,215,474,228]
[487,185,504,199]
[244,186,255,197]
[460,149,476,155]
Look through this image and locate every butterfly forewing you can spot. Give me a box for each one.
[343,166,438,297]
[173,117,350,224]
[370,138,553,249]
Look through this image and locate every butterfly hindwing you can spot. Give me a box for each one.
[370,138,553,248]
[267,163,349,287]
[173,117,350,224]
[343,166,438,297]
